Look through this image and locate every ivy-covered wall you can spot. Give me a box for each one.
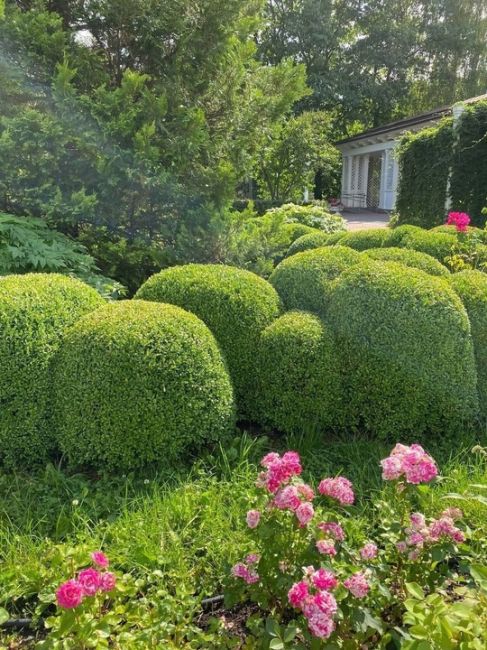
[450,101,487,226]
[396,101,487,228]
[395,118,454,228]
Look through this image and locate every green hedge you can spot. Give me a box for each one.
[450,101,487,226]
[387,225,424,247]
[396,229,457,262]
[286,231,330,257]
[363,247,450,276]
[431,224,487,243]
[256,311,340,435]
[333,228,392,251]
[449,271,487,420]
[395,118,454,227]
[324,231,346,245]
[281,222,320,242]
[270,246,362,317]
[326,260,478,439]
[54,300,235,470]
[0,274,104,467]
[135,264,281,418]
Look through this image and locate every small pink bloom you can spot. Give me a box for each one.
[318,477,355,505]
[344,572,369,599]
[407,532,424,546]
[316,539,336,556]
[441,507,463,521]
[78,568,102,596]
[91,551,109,569]
[359,542,378,560]
[100,572,116,592]
[408,549,421,561]
[312,568,338,591]
[288,580,309,608]
[396,541,408,553]
[56,579,84,609]
[447,211,470,232]
[410,512,426,530]
[261,452,280,467]
[274,485,300,511]
[317,521,345,542]
[245,553,260,565]
[297,483,315,501]
[307,613,335,639]
[296,501,314,527]
[246,509,261,529]
[380,444,438,485]
[231,563,249,579]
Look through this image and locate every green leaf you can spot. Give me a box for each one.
[266,617,280,637]
[269,640,284,650]
[470,564,487,583]
[283,626,298,642]
[406,582,425,600]
[0,608,9,625]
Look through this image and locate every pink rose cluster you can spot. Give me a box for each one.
[359,542,378,560]
[397,509,465,559]
[258,451,302,493]
[318,477,355,505]
[315,521,346,557]
[56,551,116,609]
[446,211,470,232]
[231,553,260,585]
[343,571,370,598]
[380,444,438,484]
[288,567,338,639]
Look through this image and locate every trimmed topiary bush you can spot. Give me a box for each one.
[256,311,340,435]
[334,228,392,251]
[270,246,362,317]
[286,231,330,257]
[323,231,346,245]
[0,273,104,467]
[281,222,320,242]
[54,300,235,471]
[387,225,424,247]
[326,260,478,439]
[135,264,281,418]
[395,229,457,262]
[363,247,450,276]
[449,270,487,420]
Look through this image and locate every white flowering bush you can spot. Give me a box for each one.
[225,445,487,648]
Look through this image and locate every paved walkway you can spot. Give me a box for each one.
[341,210,390,231]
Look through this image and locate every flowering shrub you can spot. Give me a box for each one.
[444,211,487,273]
[226,445,487,648]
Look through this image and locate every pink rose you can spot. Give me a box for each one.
[100,571,116,592]
[359,542,378,560]
[312,568,337,591]
[91,551,109,569]
[78,568,102,596]
[288,580,309,608]
[246,509,261,529]
[296,501,314,527]
[344,572,369,598]
[316,539,336,556]
[56,579,84,609]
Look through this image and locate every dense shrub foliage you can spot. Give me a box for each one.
[450,101,487,225]
[270,246,361,317]
[323,231,347,245]
[265,203,346,232]
[431,224,487,243]
[135,264,281,418]
[387,224,424,247]
[395,119,454,227]
[363,247,450,276]
[286,231,330,257]
[395,229,458,262]
[449,271,487,420]
[256,311,340,435]
[0,274,104,467]
[332,228,391,251]
[326,260,478,439]
[54,301,235,470]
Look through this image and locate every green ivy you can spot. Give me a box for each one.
[395,118,453,228]
[450,101,487,226]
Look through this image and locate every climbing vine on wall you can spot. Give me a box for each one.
[395,118,454,228]
[450,101,487,226]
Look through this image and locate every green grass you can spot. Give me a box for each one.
[1,430,486,642]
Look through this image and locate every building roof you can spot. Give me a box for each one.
[336,94,487,146]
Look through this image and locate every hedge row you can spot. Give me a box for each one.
[1,252,486,470]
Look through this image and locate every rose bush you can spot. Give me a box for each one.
[225,445,487,648]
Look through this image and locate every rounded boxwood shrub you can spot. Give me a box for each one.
[54,300,235,470]
[430,225,487,242]
[281,222,320,242]
[270,246,362,317]
[135,264,281,418]
[326,260,478,439]
[0,273,104,467]
[286,231,330,257]
[334,228,392,251]
[324,231,346,245]
[449,270,487,420]
[256,311,340,435]
[396,229,457,262]
[363,247,450,276]
[387,224,424,247]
